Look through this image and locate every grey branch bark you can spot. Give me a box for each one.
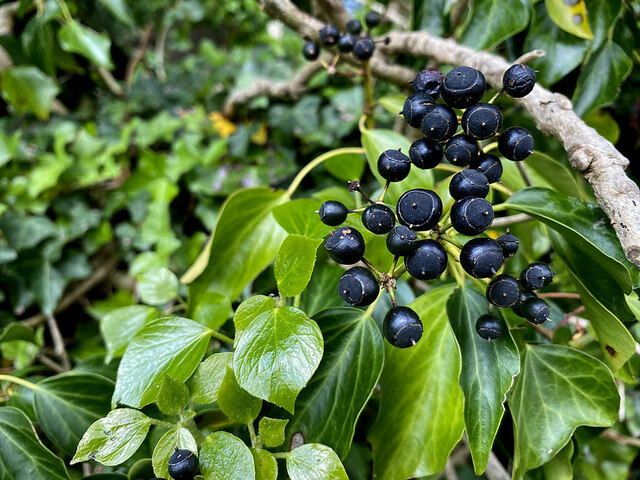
[255,0,640,268]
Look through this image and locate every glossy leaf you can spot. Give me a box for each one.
[72,408,151,466]
[287,444,348,480]
[252,449,278,480]
[188,290,233,329]
[584,0,621,49]
[112,317,210,408]
[544,0,593,39]
[156,373,189,415]
[259,417,289,448]
[272,199,332,239]
[0,66,60,120]
[275,234,322,297]
[541,440,574,480]
[0,406,70,479]
[300,261,345,316]
[506,187,632,293]
[152,428,198,479]
[100,305,158,362]
[509,344,619,478]
[583,109,620,144]
[200,431,255,480]
[218,366,262,424]
[377,95,405,116]
[234,295,275,344]
[447,287,520,474]
[287,307,384,458]
[369,284,464,478]
[461,0,530,50]
[137,267,179,305]
[412,0,448,36]
[97,0,135,26]
[324,152,366,182]
[0,322,37,343]
[188,352,234,404]
[58,21,114,69]
[360,128,411,186]
[523,152,581,197]
[234,306,323,413]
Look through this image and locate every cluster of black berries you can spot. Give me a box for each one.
[318,63,553,347]
[302,11,383,62]
[151,447,199,480]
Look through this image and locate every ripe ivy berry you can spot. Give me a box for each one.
[338,266,379,306]
[450,197,494,236]
[402,93,435,128]
[396,188,443,230]
[460,238,504,278]
[486,274,521,307]
[337,33,357,52]
[353,37,375,60]
[520,262,554,290]
[405,240,448,280]
[302,42,320,61]
[521,297,550,324]
[498,126,534,161]
[377,149,412,182]
[346,19,363,35]
[319,24,339,46]
[461,103,503,140]
[497,232,519,257]
[441,66,486,109]
[449,170,489,200]
[325,227,366,264]
[318,200,348,226]
[420,104,458,142]
[444,134,479,166]
[503,64,536,98]
[470,153,503,183]
[168,448,199,480]
[512,289,537,317]
[383,306,423,348]
[412,68,444,97]
[365,10,381,28]
[362,203,395,234]
[386,225,419,256]
[476,314,502,341]
[409,137,442,169]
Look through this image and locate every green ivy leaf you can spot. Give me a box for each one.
[58,21,114,69]
[324,152,366,182]
[583,109,620,144]
[460,0,530,50]
[156,373,189,415]
[0,66,60,120]
[200,431,255,480]
[287,444,348,480]
[522,152,581,198]
[97,0,135,27]
[188,290,233,329]
[369,284,464,478]
[100,305,159,362]
[152,428,198,480]
[287,307,384,458]
[376,95,405,116]
[137,268,179,306]
[411,0,449,36]
[300,262,345,316]
[72,408,151,466]
[540,440,574,480]
[234,295,275,344]
[112,317,210,408]
[0,406,71,479]
[544,0,593,39]
[217,366,262,424]
[234,306,323,413]
[447,287,520,474]
[251,448,278,480]
[0,212,57,252]
[274,234,322,297]
[258,417,289,448]
[272,199,333,239]
[188,352,234,404]
[0,323,37,344]
[583,0,621,50]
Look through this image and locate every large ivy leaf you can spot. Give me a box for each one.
[272,199,332,239]
[217,366,262,424]
[234,306,323,413]
[58,21,114,69]
[412,0,449,36]
[447,287,520,474]
[112,317,210,408]
[0,66,60,120]
[523,152,581,198]
[571,40,633,117]
[274,234,322,297]
[137,267,179,305]
[460,0,530,50]
[286,307,384,458]
[188,352,234,404]
[0,406,70,479]
[509,344,619,478]
[300,262,345,316]
[100,305,159,362]
[72,408,150,466]
[505,188,632,293]
[233,295,275,344]
[188,290,233,329]
[368,284,464,478]
[33,372,114,456]
[97,0,135,27]
[287,444,348,480]
[324,151,366,182]
[200,431,255,480]
[184,188,287,301]
[152,428,198,479]
[584,0,622,50]
[544,0,593,39]
[0,212,57,251]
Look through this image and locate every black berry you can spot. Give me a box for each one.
[520,297,550,324]
[377,149,411,182]
[444,134,479,166]
[383,306,423,348]
[405,240,447,280]
[168,448,198,480]
[402,93,435,128]
[449,170,489,200]
[412,68,444,97]
[476,314,502,341]
[497,233,519,257]
[302,42,320,61]
[470,153,503,183]
[353,37,375,60]
[396,188,443,230]
[461,103,503,140]
[362,203,395,234]
[337,34,357,52]
[386,225,419,256]
[498,126,534,161]
[450,197,494,236]
[409,137,442,169]
[346,19,362,35]
[318,200,348,226]
[460,238,504,278]
[365,11,381,28]
[519,262,554,290]
[512,289,537,318]
[486,274,521,308]
[319,24,339,46]
[441,66,486,109]
[420,104,458,142]
[503,64,536,98]
[338,266,379,306]
[325,227,365,264]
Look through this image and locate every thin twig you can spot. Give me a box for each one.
[602,429,640,448]
[125,25,153,89]
[516,162,532,187]
[36,353,65,373]
[46,315,71,371]
[155,22,170,82]
[97,67,123,96]
[538,292,581,299]
[491,213,532,227]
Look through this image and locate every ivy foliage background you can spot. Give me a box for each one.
[0,0,639,479]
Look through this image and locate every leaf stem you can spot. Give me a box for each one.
[490,182,514,196]
[149,418,178,429]
[272,452,290,459]
[248,421,258,448]
[0,374,40,391]
[361,257,385,279]
[439,235,463,250]
[483,141,498,152]
[209,330,235,345]
[376,181,390,203]
[492,203,508,212]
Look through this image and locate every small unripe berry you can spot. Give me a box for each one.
[512,290,537,318]
[449,170,489,200]
[346,19,363,35]
[405,240,447,280]
[521,297,550,324]
[497,233,519,257]
[319,24,339,46]
[365,11,381,28]
[402,93,435,128]
[353,37,375,60]
[450,197,494,236]
[386,225,419,256]
[444,134,479,167]
[362,203,395,234]
[337,33,357,52]
[302,42,320,61]
[420,104,458,142]
[519,262,554,290]
[168,448,199,480]
[460,238,504,278]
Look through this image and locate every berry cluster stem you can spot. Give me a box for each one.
[439,234,463,249]
[365,288,384,316]
[483,141,498,152]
